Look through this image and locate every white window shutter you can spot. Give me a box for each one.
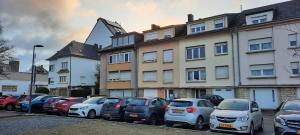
[120,71,131,81]
[164,70,173,83]
[163,50,173,62]
[216,66,229,78]
[143,52,157,62]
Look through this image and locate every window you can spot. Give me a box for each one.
[143,52,157,62]
[118,37,123,46]
[186,46,205,60]
[119,52,132,63]
[250,64,274,77]
[216,66,229,79]
[123,36,129,45]
[187,68,206,81]
[112,38,118,46]
[109,54,118,64]
[80,76,86,84]
[145,32,158,41]
[61,62,68,69]
[163,49,173,63]
[108,71,119,81]
[291,62,299,75]
[120,71,131,81]
[48,78,54,84]
[49,65,55,72]
[2,85,17,92]
[249,38,273,52]
[143,71,157,81]
[190,23,205,34]
[214,18,224,29]
[289,34,298,47]
[215,42,228,55]
[128,35,134,45]
[251,15,267,24]
[163,70,173,83]
[59,76,67,83]
[164,29,172,39]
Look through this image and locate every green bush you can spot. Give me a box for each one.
[35,87,49,94]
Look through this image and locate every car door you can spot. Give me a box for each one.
[157,98,167,119]
[95,98,106,116]
[250,101,260,129]
[150,99,160,117]
[197,100,210,123]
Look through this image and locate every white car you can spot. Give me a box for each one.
[68,97,106,119]
[210,99,263,135]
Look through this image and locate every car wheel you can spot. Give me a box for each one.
[87,110,96,119]
[248,123,255,135]
[149,114,158,125]
[5,104,15,111]
[194,116,204,130]
[165,121,173,127]
[259,119,264,132]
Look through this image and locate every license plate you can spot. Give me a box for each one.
[130,114,138,117]
[173,109,184,113]
[219,123,233,128]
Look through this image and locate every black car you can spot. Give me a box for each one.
[274,99,300,135]
[124,97,168,125]
[101,97,133,121]
[200,95,224,106]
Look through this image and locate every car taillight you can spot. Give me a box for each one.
[115,101,122,110]
[164,106,169,112]
[186,107,196,113]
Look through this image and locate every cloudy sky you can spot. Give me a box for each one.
[0,0,289,72]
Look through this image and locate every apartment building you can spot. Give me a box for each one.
[99,32,143,97]
[234,0,300,109]
[137,24,186,98]
[178,14,237,99]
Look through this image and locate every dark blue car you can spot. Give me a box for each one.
[17,95,54,113]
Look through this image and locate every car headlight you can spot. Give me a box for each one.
[79,106,89,110]
[210,114,216,119]
[237,115,249,122]
[275,116,286,126]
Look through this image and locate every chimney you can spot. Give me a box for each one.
[151,24,160,30]
[9,60,19,72]
[188,14,194,22]
[94,44,99,48]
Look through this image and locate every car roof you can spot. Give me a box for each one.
[173,98,204,102]
[224,99,250,102]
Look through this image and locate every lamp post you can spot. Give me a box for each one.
[28,44,44,113]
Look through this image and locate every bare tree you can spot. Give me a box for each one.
[0,22,13,75]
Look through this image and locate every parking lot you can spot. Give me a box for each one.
[0,110,274,135]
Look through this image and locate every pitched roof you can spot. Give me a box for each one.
[98,18,126,35]
[47,41,99,61]
[236,0,300,26]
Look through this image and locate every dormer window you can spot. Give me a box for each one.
[252,15,267,24]
[145,32,158,41]
[246,11,273,25]
[112,38,118,46]
[191,23,205,34]
[164,29,172,39]
[214,18,224,29]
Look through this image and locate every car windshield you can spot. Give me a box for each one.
[129,98,147,106]
[32,96,45,101]
[282,100,300,111]
[83,97,100,104]
[217,100,249,111]
[106,98,120,104]
[170,101,193,107]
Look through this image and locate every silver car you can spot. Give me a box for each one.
[164,98,215,130]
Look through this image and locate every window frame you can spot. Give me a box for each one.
[289,33,298,47]
[214,18,224,29]
[49,65,55,72]
[143,70,157,82]
[290,62,300,76]
[186,68,206,82]
[248,38,273,52]
[215,42,228,55]
[249,64,275,77]
[143,51,157,63]
[163,49,173,63]
[215,65,229,79]
[186,46,205,60]
[59,76,67,83]
[190,22,206,34]
[61,62,68,69]
[163,69,174,84]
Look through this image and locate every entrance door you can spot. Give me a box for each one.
[250,88,279,109]
[144,89,158,97]
[213,89,235,99]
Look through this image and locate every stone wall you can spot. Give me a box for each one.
[236,88,250,99]
[279,87,297,102]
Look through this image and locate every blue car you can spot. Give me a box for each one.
[16,95,54,113]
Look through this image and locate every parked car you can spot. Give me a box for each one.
[165,98,215,130]
[68,97,106,119]
[200,95,224,106]
[210,99,263,135]
[42,97,65,114]
[53,97,85,116]
[16,95,54,112]
[0,95,19,111]
[124,97,168,125]
[274,99,300,135]
[101,97,133,121]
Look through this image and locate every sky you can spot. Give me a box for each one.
[0,0,290,72]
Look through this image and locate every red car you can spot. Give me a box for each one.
[53,97,85,116]
[0,95,19,111]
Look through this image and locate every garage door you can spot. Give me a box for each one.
[250,88,279,109]
[213,89,235,99]
[144,89,158,97]
[110,90,123,97]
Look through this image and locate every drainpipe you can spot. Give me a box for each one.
[230,29,236,92]
[133,45,139,97]
[68,56,72,96]
[236,29,242,86]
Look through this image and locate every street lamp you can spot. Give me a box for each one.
[28,44,44,113]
